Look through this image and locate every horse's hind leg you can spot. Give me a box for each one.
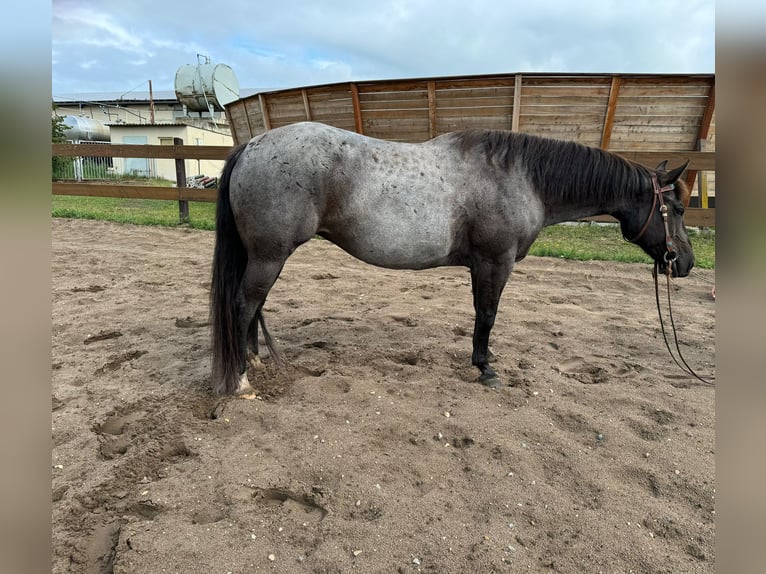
[469,255,513,388]
[247,309,264,370]
[247,306,284,370]
[235,259,285,395]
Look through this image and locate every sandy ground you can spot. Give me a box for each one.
[51,219,715,573]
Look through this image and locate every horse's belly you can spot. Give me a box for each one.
[323,213,456,270]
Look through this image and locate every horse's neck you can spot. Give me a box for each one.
[542,198,615,226]
[537,159,639,227]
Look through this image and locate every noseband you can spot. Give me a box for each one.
[627,174,677,264]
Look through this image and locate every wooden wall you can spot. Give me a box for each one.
[225,72,715,201]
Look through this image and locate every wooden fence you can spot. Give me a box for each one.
[227,72,716,215]
[52,139,715,227]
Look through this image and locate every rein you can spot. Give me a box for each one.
[653,263,715,386]
[631,173,715,386]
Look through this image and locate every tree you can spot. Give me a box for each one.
[52,103,72,178]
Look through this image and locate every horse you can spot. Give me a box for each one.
[210,121,694,396]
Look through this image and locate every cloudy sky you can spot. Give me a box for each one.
[52,0,717,98]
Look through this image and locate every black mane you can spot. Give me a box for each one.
[451,129,650,205]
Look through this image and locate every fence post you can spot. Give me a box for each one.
[174,138,189,224]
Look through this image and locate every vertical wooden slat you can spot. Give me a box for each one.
[302,89,313,121]
[511,74,522,131]
[601,76,622,148]
[697,80,716,141]
[241,101,255,143]
[350,83,364,134]
[698,139,709,209]
[258,94,271,131]
[685,80,715,191]
[173,137,189,224]
[427,80,437,139]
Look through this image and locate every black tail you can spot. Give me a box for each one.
[210,143,248,394]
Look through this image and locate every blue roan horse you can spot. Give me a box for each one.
[210,122,694,395]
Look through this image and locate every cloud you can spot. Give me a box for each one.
[51,0,715,95]
[53,2,152,58]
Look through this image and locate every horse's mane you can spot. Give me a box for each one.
[450,130,653,205]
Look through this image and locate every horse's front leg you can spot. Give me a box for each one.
[469,255,513,388]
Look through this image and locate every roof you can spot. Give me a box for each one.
[53,88,264,105]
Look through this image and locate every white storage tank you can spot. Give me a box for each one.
[174,62,240,112]
[62,116,110,142]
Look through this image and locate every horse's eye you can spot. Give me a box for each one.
[674,204,685,216]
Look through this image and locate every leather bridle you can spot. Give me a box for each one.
[628,172,714,386]
[627,173,678,266]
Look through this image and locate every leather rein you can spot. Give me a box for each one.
[629,174,715,386]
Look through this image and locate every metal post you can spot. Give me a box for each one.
[174,137,189,224]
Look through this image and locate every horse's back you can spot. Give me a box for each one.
[229,123,473,268]
[228,122,543,269]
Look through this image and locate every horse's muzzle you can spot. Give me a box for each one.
[659,256,693,278]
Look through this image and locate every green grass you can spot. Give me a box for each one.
[52,196,217,230]
[51,196,715,269]
[529,223,715,269]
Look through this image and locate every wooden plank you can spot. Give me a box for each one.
[359,99,430,111]
[615,95,710,107]
[305,90,353,103]
[614,151,714,171]
[433,77,519,90]
[259,94,271,130]
[52,182,217,202]
[610,132,699,144]
[521,98,610,110]
[435,85,515,97]
[603,77,620,150]
[238,101,255,142]
[617,84,712,97]
[224,104,243,145]
[350,83,364,134]
[173,137,189,223]
[696,80,716,141]
[520,76,613,87]
[512,74,522,132]
[358,90,428,102]
[243,102,266,141]
[428,106,512,119]
[356,80,430,93]
[581,208,714,227]
[612,116,703,127]
[53,143,232,160]
[519,113,610,123]
[438,117,518,133]
[427,80,437,139]
[517,87,612,98]
[436,95,515,108]
[614,76,714,86]
[302,89,313,121]
[612,124,700,135]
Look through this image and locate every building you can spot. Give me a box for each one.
[53,88,261,181]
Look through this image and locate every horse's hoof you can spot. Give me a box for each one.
[234,372,256,396]
[478,373,502,388]
[248,353,265,371]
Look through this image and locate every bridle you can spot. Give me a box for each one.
[627,172,715,386]
[626,173,677,266]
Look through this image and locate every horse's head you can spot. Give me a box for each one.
[622,160,695,278]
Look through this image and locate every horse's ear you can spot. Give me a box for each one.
[655,160,669,171]
[659,160,690,185]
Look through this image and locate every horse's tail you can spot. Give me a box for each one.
[210,143,248,394]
